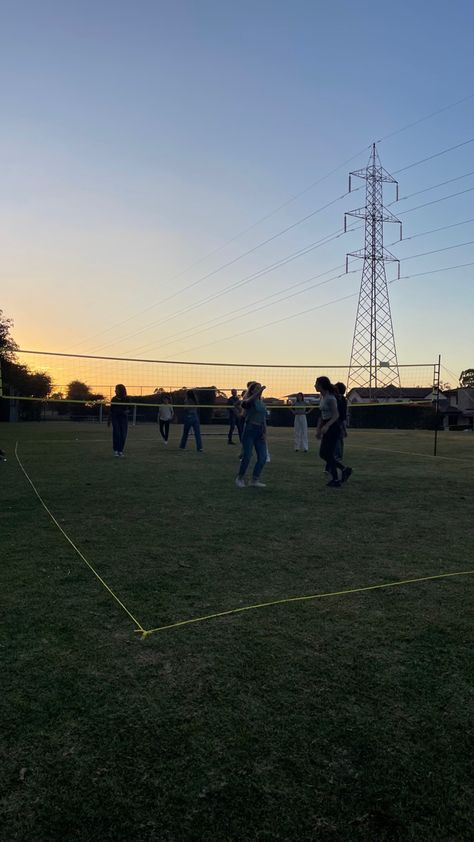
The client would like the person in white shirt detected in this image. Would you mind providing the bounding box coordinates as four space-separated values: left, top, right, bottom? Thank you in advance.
158 395 174 445
291 392 311 452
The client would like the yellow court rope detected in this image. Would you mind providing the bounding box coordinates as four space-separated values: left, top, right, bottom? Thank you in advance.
349 443 474 463
15 441 145 634
14 442 474 641
137 569 474 638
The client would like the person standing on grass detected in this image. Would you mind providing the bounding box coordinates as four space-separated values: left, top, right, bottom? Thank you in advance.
179 389 203 452
227 388 242 445
315 376 352 488
108 384 129 457
334 382 348 461
158 395 174 445
291 392 311 452
235 382 267 488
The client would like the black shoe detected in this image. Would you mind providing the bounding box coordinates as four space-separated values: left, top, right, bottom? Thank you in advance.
327 480 342 488
341 467 353 483
228 441 235 445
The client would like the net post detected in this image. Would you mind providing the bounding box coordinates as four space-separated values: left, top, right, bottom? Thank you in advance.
434 354 441 456
99 404 103 424
132 404 137 427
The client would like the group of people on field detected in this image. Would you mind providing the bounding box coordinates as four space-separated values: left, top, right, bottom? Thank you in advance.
107 375 352 488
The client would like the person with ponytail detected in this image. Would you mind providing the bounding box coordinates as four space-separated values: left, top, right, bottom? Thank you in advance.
315 376 352 487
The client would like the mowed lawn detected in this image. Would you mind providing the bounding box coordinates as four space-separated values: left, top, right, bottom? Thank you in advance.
1 422 473 842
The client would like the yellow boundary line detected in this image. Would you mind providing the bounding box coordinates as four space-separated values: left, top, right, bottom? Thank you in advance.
14 442 145 634
14 441 474 641
137 569 474 638
349 443 474 463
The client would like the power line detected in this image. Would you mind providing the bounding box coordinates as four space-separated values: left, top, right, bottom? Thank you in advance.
389 216 474 243
393 136 474 175
395 171 474 202
156 219 474 349
127 266 356 356
73 129 474 352
123 210 474 352
127 263 346 354
377 93 474 144
136 239 474 357
402 240 474 262
92 224 360 353
397 186 474 217
96 173 474 355
171 260 474 357
107 161 474 353
129 219 474 356
71 151 370 350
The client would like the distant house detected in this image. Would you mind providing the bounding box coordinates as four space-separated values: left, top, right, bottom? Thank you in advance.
346 385 473 430
442 388 474 429
347 386 439 404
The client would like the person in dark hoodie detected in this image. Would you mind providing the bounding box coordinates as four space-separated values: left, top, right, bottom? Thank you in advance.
108 384 129 457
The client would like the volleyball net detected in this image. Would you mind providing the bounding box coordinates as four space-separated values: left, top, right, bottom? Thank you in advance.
0 349 443 428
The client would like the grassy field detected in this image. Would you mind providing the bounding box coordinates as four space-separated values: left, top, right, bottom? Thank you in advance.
1 422 473 842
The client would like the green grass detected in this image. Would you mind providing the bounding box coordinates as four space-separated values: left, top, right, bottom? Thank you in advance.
1 422 473 842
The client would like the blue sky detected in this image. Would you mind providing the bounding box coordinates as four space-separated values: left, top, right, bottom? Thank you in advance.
1 0 473 382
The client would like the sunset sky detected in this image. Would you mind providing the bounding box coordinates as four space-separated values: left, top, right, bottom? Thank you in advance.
1 0 474 387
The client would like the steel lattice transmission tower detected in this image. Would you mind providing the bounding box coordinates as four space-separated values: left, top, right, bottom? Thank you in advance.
345 143 402 394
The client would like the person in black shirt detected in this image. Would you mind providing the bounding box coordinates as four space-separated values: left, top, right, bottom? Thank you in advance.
108 384 129 457
227 388 242 444
334 382 348 461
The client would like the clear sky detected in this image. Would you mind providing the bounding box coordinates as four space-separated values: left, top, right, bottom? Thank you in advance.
1 0 473 385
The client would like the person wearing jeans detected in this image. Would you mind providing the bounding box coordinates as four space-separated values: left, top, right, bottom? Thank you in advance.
235 382 267 488
179 390 203 452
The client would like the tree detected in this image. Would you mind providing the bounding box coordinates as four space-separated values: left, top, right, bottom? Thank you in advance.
66 380 104 402
0 310 18 360
459 369 474 388
2 359 52 398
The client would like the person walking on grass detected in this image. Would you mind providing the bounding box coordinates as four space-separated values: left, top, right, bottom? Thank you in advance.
315 376 352 488
179 389 203 452
108 384 129 457
235 382 267 488
227 388 242 445
334 382 348 461
158 395 174 445
292 392 311 452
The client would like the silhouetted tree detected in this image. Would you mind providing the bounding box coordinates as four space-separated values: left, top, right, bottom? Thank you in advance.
460 369 474 388
66 380 104 402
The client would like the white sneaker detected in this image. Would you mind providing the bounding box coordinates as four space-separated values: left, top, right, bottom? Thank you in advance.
235 476 246 488
119 452 125 457
114 451 120 457
250 479 266 488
